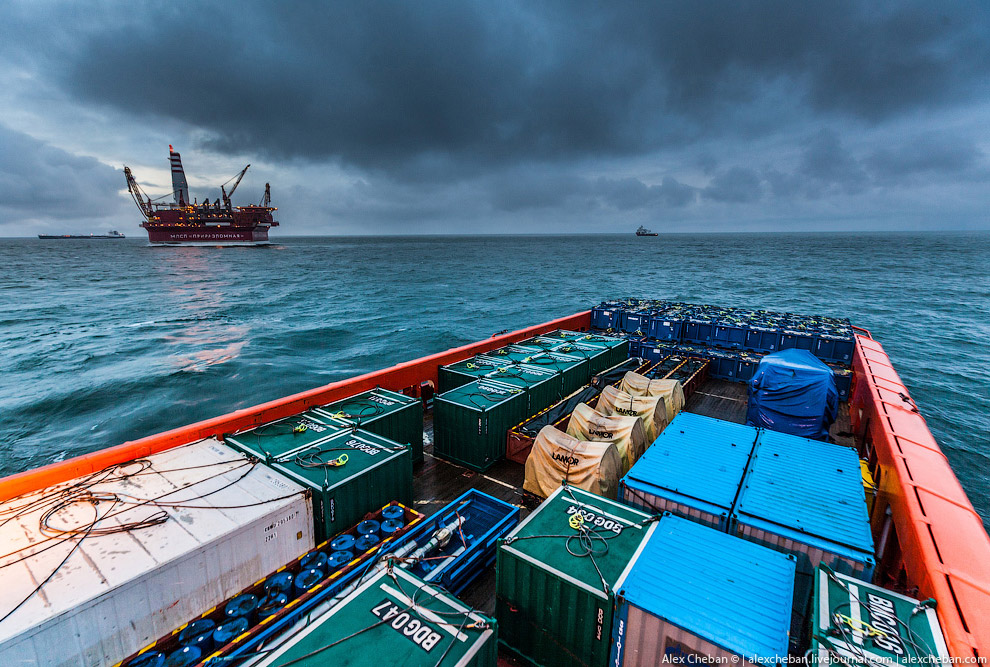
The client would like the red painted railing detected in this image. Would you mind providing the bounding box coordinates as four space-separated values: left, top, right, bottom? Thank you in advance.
0 311 591 502
850 335 990 659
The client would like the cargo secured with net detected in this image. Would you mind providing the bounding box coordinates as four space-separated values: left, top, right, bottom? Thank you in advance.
311 386 423 464
618 372 684 423
596 385 668 442
523 426 622 500
434 378 528 471
565 402 647 474
253 567 496 666
225 411 344 461
497 486 658 667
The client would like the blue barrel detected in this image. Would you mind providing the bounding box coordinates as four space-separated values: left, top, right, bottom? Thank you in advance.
294 567 326 595
330 534 356 552
381 504 405 521
381 518 404 535
357 519 380 536
256 591 289 620
163 646 202 667
300 550 329 571
223 593 258 620
177 619 215 653
213 616 250 647
127 651 166 667
355 533 380 552
328 550 354 569
263 571 294 596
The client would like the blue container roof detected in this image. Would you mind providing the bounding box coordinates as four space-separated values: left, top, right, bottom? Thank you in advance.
734 429 874 560
619 514 795 660
622 412 758 514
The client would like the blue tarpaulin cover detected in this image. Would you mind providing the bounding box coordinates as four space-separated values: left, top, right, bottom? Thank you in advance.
746 349 838 440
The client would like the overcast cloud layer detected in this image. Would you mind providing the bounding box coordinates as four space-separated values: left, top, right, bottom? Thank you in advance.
1 1 989 234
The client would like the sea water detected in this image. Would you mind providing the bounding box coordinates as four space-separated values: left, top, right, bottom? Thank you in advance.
1 232 987 527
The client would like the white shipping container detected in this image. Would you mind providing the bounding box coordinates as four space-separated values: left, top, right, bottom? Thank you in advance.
0 438 314 667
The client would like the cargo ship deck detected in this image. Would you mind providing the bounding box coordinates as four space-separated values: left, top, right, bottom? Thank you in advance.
1 308 987 665
422 379 854 616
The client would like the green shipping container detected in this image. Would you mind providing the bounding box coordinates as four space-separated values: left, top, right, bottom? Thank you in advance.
311 387 424 464
484 364 563 418
254 566 497 667
269 429 413 542
811 565 949 665
550 341 613 376
496 485 659 667
224 411 343 461
524 351 590 395
438 354 505 394
573 334 630 370
434 378 528 472
486 344 543 365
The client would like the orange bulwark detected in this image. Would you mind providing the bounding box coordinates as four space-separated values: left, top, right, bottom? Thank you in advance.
851 334 990 659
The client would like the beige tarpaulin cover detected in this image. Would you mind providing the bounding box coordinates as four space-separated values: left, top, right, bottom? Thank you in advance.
596 385 669 443
523 426 622 500
618 372 685 423
564 402 647 474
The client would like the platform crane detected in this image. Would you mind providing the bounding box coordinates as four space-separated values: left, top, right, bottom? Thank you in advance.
123 166 152 220
221 164 250 210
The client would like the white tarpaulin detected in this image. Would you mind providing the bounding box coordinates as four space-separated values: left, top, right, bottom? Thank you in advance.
596 385 669 442
564 402 647 474
523 426 622 500
618 372 685 423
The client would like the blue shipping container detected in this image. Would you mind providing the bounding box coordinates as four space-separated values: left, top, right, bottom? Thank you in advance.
647 315 683 342
591 306 619 330
612 514 795 666
619 311 650 334
733 428 875 648
712 322 747 349
814 333 855 364
681 318 714 344
620 412 758 531
743 326 781 353
779 329 817 352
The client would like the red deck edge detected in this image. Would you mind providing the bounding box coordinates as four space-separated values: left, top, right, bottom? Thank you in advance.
850 335 990 658
0 311 591 502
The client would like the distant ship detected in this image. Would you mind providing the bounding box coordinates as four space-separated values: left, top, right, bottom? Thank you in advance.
636 225 659 236
124 146 278 246
38 230 125 239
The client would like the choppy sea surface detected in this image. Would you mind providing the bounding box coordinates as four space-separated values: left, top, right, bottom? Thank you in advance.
1 233 987 527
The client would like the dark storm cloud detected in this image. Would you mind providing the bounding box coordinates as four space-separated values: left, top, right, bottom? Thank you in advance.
866 136 983 185
702 167 763 203
488 172 697 213
799 130 869 196
0 124 123 220
18 1 989 176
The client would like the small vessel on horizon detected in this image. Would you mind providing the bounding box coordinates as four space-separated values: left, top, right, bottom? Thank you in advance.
636 225 658 236
124 146 278 246
38 230 125 239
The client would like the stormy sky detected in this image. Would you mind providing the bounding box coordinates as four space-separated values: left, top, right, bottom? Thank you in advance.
1 1 989 235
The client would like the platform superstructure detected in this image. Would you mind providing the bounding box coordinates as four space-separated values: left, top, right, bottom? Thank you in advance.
124 147 278 245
